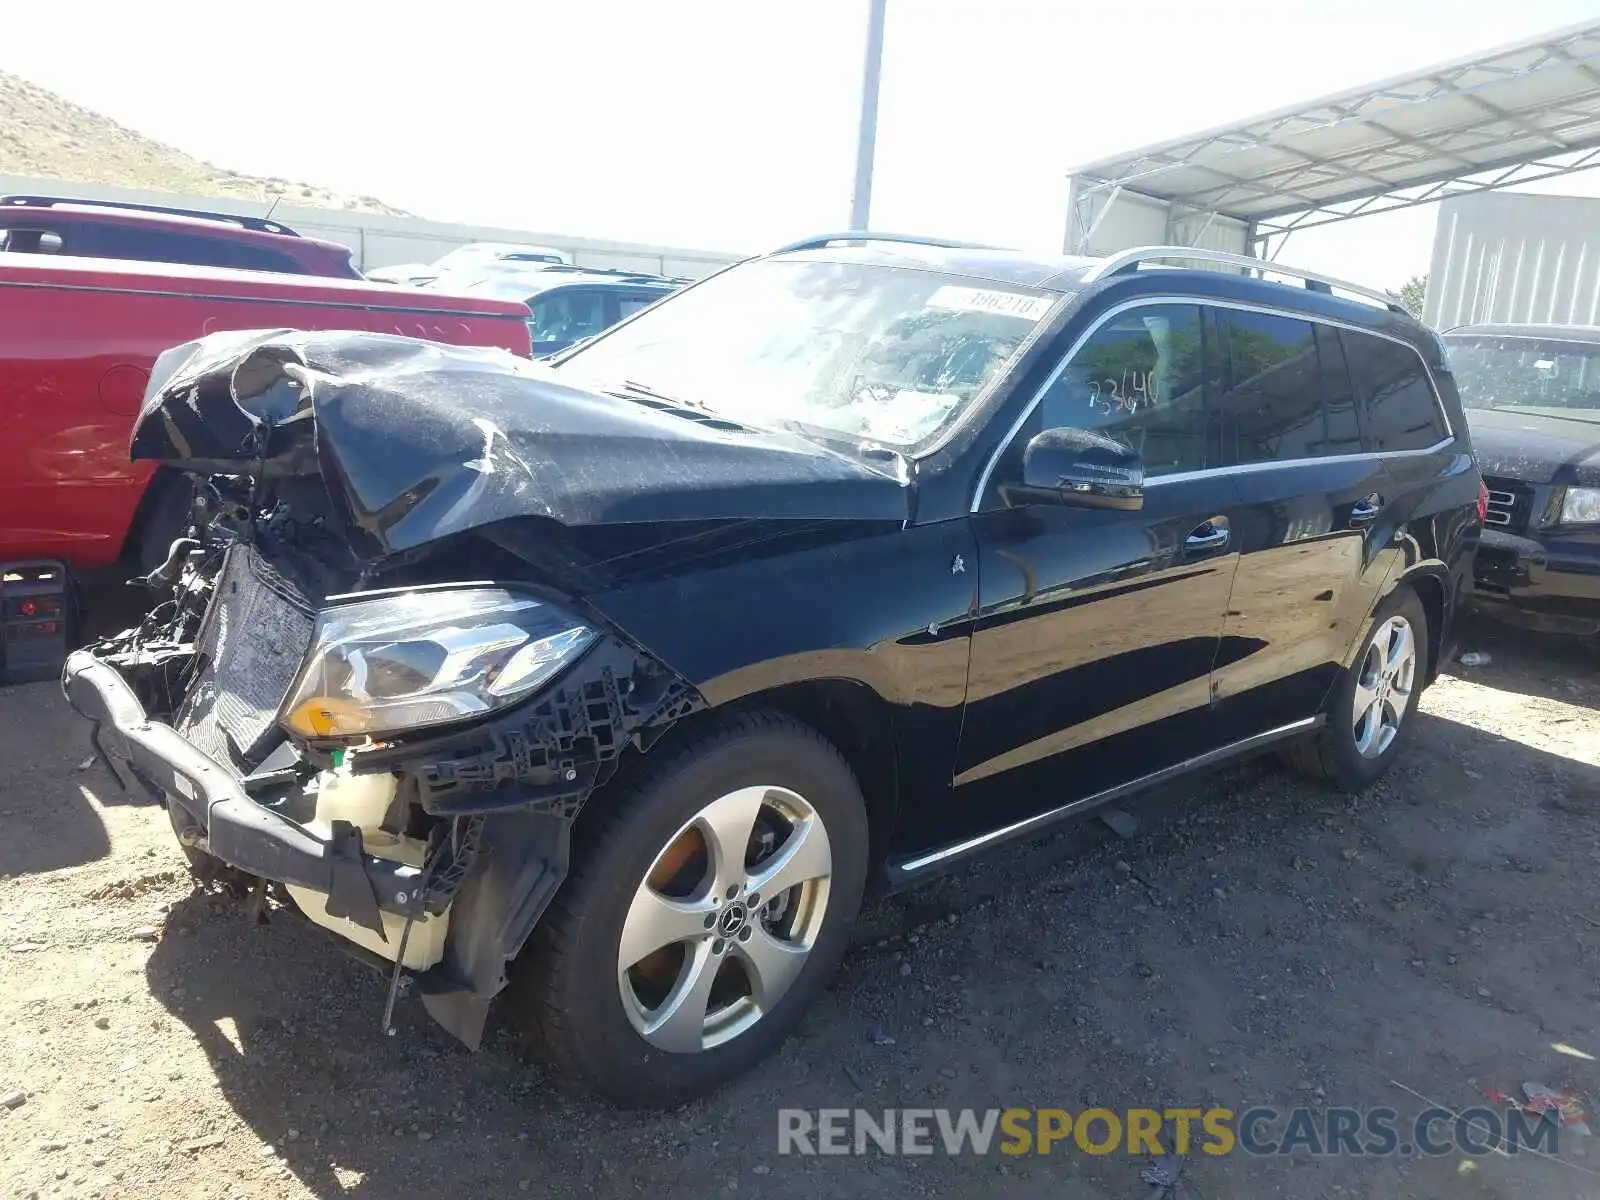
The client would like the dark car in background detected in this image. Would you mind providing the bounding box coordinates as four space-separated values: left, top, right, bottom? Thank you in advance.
456 264 687 355
1443 323 1600 636
0 194 362 278
63 236 1480 1108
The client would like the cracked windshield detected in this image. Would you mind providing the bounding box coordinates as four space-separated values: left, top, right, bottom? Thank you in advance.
560 258 1057 449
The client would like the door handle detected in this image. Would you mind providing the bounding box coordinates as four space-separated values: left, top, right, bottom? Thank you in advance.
1349 495 1384 525
1185 521 1230 552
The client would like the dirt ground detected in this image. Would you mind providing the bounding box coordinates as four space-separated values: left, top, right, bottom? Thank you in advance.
3 615 1598 1200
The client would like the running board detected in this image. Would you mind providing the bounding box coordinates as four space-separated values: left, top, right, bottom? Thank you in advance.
887 716 1322 881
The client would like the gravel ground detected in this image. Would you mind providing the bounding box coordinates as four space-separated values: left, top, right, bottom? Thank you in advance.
2 616 1598 1200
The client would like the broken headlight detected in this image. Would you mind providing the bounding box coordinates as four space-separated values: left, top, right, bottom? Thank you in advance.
280 588 596 740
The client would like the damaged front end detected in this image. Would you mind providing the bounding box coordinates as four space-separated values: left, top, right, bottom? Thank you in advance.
62 330 707 1048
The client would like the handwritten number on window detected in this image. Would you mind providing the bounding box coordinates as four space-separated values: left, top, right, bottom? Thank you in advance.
1088 369 1161 414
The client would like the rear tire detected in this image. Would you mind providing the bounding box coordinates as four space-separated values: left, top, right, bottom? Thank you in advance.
508 709 869 1109
1283 584 1429 790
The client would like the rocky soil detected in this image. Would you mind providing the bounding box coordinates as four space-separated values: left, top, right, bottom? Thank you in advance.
2 617 1597 1199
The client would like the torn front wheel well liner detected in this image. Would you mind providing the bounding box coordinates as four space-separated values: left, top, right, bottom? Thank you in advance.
344 639 703 1049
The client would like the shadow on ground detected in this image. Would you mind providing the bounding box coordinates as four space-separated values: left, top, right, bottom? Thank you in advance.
0 684 113 876
133 661 1600 1199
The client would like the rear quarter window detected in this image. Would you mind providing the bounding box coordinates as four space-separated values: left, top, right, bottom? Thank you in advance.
1343 331 1448 452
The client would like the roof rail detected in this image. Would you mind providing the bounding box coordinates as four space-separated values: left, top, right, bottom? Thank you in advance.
537 264 679 282
771 230 1006 255
0 194 300 237
1082 246 1406 314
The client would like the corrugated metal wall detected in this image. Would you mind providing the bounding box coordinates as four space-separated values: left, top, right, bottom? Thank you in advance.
1426 191 1600 330
1064 180 1252 258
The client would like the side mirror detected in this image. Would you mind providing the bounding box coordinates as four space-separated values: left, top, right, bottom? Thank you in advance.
1011 427 1144 510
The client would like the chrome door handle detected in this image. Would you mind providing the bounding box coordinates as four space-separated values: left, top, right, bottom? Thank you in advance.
1349 496 1384 524
1185 524 1230 551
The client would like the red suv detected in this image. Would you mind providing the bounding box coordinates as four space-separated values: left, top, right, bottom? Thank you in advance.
0 253 532 581
0 194 361 278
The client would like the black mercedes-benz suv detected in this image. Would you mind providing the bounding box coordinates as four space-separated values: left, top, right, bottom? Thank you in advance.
63 234 1483 1107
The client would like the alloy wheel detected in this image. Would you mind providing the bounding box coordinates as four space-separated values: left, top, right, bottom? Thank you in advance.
617 785 833 1053
1352 614 1417 759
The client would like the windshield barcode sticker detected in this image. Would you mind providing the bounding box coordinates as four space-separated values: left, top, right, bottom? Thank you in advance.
926 285 1054 322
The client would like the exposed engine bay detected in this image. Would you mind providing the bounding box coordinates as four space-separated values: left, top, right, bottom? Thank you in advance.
64 330 731 1048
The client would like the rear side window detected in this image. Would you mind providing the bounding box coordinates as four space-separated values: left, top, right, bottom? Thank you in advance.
617 292 665 319
1315 325 1364 455
1216 310 1326 464
1033 303 1214 476
1344 332 1447 451
77 225 303 273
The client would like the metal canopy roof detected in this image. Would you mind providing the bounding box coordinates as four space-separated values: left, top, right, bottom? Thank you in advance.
1068 19 1600 246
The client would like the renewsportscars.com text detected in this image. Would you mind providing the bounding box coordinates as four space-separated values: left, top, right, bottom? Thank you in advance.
777 1106 1562 1158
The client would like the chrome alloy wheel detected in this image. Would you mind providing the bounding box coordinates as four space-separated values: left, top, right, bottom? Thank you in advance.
617 786 833 1053
1352 615 1417 759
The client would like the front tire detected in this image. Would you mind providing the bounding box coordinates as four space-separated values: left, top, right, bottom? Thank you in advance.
510 710 869 1108
134 473 198 577
1284 584 1429 790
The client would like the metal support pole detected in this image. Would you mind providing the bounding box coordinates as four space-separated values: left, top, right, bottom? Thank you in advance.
849 0 888 230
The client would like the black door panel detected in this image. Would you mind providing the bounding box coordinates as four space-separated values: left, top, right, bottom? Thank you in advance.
1209 458 1397 737
932 476 1238 858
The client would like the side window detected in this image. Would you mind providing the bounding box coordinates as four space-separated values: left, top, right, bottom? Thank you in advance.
1345 333 1447 452
617 292 663 320
1032 304 1213 477
529 290 608 347
0 227 65 253
78 224 178 263
192 238 303 274
1315 325 1364 455
1216 310 1325 465
74 225 300 273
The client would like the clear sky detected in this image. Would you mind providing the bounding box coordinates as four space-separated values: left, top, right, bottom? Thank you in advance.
8 0 1600 288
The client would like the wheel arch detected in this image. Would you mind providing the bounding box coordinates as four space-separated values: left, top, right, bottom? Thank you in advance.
1385 563 1451 682
116 464 193 568
600 674 902 876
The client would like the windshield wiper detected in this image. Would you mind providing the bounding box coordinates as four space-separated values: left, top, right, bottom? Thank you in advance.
616 379 711 412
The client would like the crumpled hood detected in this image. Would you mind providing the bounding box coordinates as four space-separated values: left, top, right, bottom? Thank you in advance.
132 330 911 559
1466 406 1600 486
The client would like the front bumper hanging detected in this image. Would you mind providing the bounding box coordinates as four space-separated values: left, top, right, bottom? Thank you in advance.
61 649 424 931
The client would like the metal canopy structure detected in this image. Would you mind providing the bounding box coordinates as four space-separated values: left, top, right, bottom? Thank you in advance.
1066 19 1600 258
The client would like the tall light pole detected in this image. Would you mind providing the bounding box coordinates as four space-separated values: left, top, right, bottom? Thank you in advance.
849 0 888 230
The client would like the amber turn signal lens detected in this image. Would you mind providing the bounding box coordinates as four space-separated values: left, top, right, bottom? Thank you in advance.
284 696 375 738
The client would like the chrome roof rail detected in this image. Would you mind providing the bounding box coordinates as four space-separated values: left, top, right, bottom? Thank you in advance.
770 230 1007 255
1082 245 1406 314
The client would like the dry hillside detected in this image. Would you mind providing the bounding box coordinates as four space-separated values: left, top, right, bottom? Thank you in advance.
0 70 410 217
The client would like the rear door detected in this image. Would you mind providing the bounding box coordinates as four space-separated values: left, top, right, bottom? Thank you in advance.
924 302 1239 864
1207 308 1395 739
1346 328 1456 530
